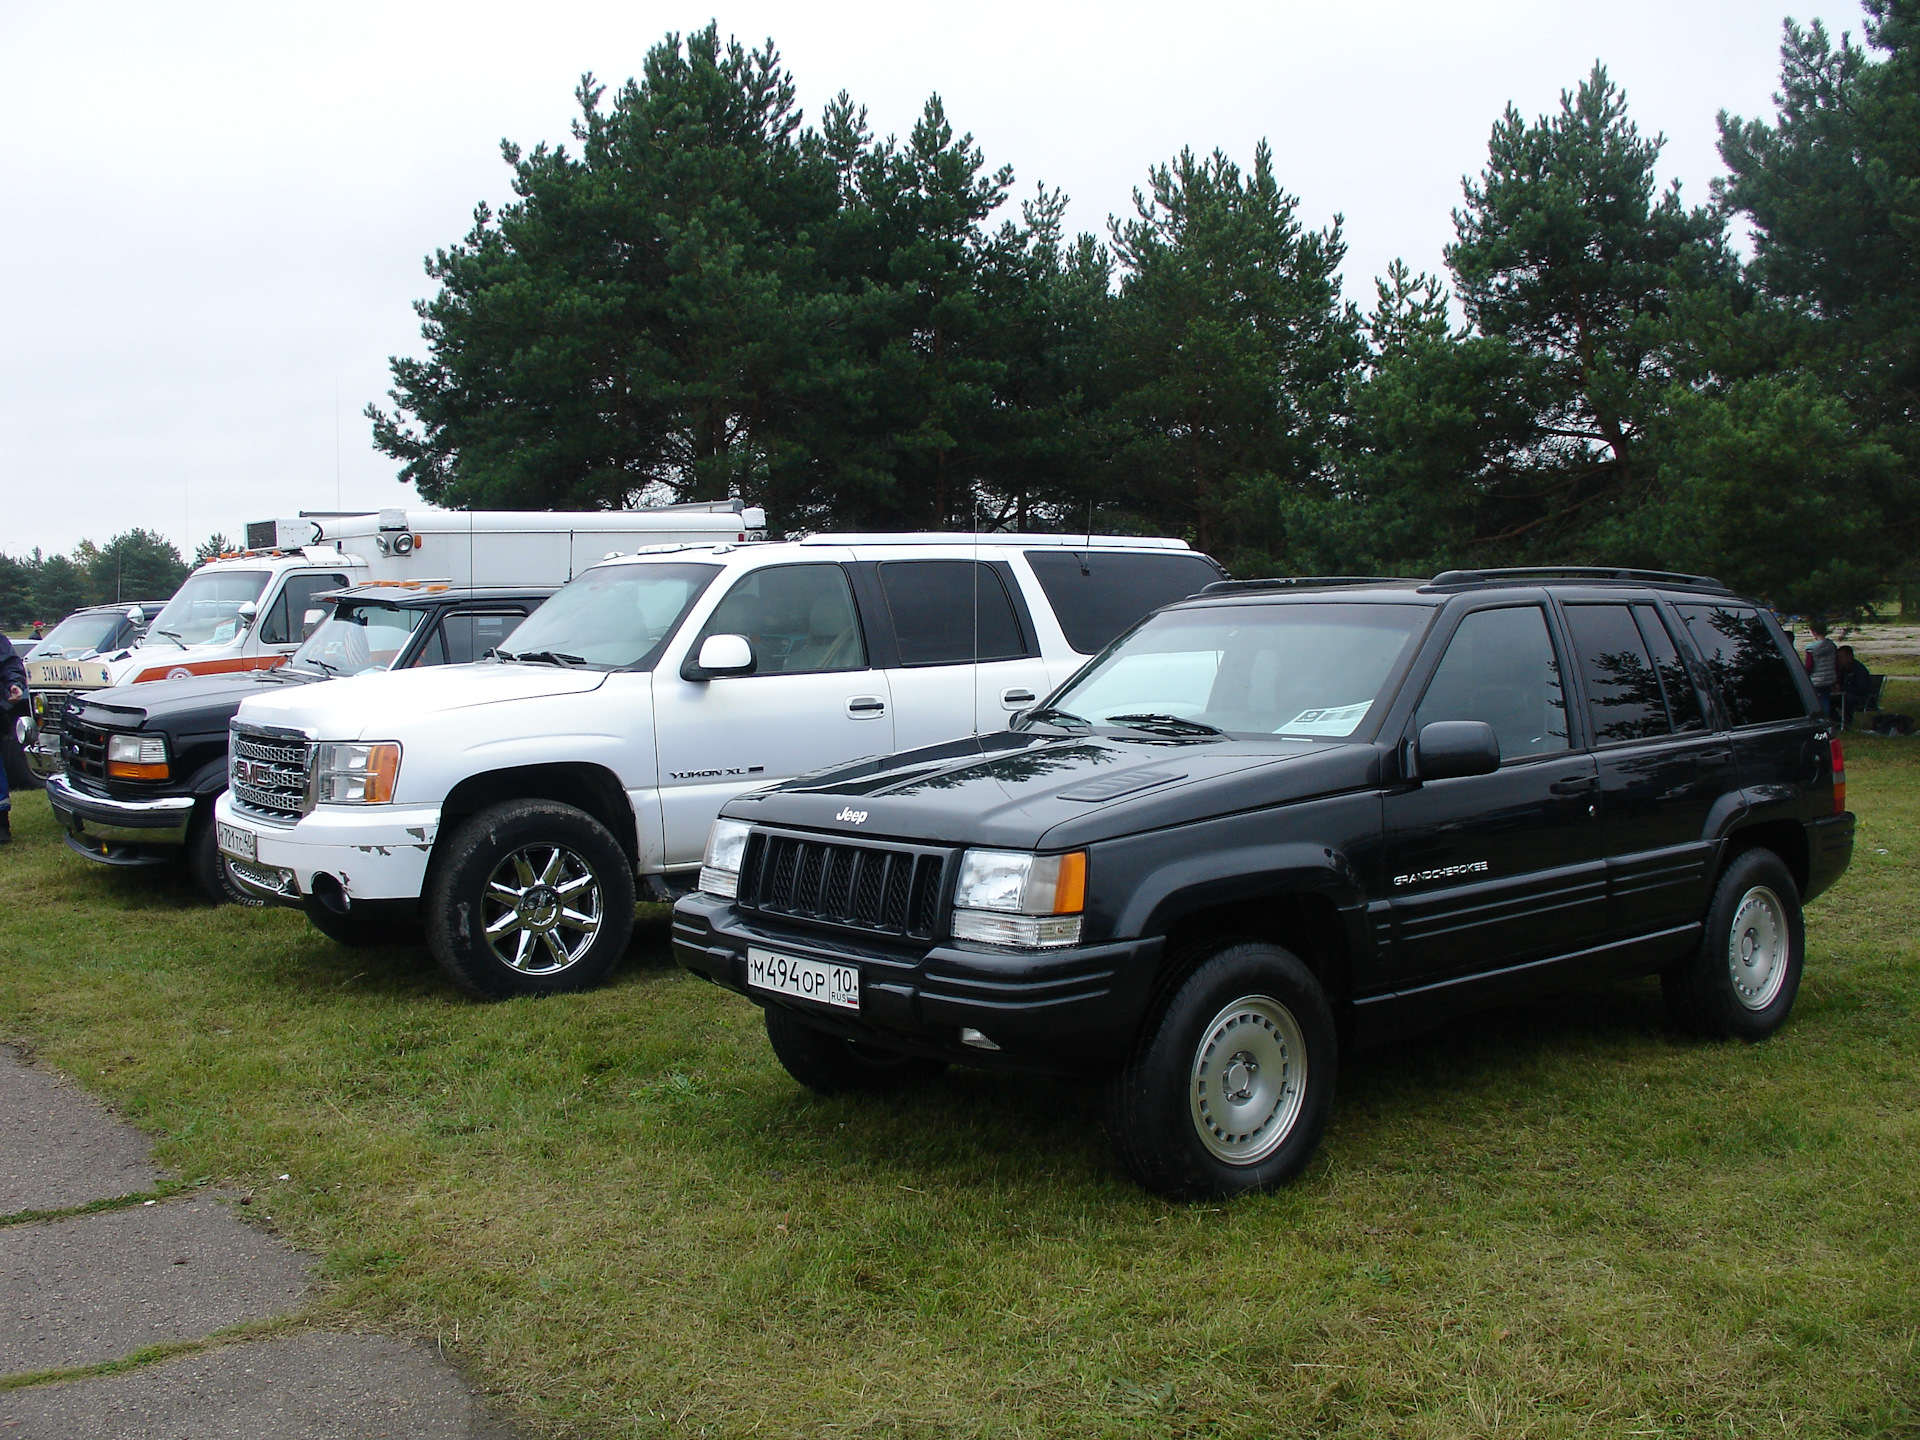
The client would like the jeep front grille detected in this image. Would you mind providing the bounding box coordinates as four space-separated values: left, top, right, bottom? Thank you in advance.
229 727 312 822
738 831 948 941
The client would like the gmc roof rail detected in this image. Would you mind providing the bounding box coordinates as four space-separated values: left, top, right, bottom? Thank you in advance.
1198 576 1411 594
1426 566 1731 591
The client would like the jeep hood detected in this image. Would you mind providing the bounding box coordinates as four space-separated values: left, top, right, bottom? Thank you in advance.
724 730 1382 850
233 661 607 738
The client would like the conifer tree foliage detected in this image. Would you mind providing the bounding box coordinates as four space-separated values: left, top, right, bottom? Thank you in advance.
1102 144 1359 574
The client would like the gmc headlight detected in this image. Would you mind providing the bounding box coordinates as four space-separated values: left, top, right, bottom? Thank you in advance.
312 742 401 804
107 732 170 780
951 849 1087 948
699 819 753 898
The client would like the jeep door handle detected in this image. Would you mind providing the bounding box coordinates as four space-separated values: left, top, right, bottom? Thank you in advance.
1549 776 1597 795
846 696 887 718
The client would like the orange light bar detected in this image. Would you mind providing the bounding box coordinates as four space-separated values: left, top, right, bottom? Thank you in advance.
1052 851 1088 914
107 761 170 781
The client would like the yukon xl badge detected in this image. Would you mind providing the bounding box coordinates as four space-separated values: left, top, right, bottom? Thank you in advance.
835 808 868 825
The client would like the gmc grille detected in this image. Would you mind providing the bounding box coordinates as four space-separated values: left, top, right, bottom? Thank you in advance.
738 831 948 941
229 727 312 822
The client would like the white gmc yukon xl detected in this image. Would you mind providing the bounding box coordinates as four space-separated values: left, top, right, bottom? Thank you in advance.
214 534 1223 998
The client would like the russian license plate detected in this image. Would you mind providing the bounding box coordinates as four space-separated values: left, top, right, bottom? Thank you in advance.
216 821 257 863
746 946 860 1011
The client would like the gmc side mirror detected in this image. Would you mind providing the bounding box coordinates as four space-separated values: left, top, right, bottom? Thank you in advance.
1415 720 1501 781
682 633 755 681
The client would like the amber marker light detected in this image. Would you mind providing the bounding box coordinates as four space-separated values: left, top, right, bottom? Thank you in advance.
1052 850 1088 914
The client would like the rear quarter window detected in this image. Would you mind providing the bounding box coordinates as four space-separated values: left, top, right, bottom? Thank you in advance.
1672 603 1809 727
1025 550 1226 654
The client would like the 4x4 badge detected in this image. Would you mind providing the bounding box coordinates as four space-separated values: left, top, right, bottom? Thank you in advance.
835 808 868 825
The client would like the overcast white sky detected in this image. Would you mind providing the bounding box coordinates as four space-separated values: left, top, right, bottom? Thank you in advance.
0 0 1869 560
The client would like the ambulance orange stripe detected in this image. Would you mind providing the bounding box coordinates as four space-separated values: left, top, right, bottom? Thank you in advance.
133 655 287 684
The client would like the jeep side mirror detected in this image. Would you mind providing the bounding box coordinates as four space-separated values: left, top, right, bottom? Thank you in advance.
683 633 755 681
1415 720 1501 781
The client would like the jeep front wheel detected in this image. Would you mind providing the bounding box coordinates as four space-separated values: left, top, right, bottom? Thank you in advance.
1104 941 1337 1198
1662 847 1804 1041
425 800 635 1000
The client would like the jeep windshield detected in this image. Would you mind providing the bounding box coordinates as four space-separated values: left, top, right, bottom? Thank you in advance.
142 570 270 648
1036 601 1429 739
493 562 721 670
288 600 425 677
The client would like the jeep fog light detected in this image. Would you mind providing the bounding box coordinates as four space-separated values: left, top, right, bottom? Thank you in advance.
699 819 753 898
106 732 169 780
312 742 401 804
951 849 1086 948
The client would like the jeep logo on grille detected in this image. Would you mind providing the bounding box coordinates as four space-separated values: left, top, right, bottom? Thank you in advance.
835 807 868 825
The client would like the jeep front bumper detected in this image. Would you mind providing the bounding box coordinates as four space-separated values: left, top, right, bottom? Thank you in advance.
671 890 1164 1073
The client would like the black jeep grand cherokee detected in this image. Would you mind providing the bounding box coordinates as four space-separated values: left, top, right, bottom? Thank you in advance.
673 569 1854 1197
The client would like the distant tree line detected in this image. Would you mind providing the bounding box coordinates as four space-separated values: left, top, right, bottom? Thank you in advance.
0 531 191 630
369 4 1911 616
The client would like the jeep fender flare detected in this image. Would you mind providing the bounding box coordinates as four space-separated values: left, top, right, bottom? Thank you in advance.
1117 841 1368 947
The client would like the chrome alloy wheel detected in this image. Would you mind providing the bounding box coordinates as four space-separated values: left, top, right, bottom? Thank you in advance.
1189 994 1308 1164
481 844 605 976
1727 884 1790 1011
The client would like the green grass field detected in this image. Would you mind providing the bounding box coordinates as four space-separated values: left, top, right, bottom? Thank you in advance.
1 742 1916 1438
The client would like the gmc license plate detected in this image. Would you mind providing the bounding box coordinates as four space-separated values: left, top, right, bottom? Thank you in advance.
745 947 860 1011
216 821 257 863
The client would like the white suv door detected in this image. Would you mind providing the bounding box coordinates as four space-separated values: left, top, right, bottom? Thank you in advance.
866 557 1056 751
651 558 894 868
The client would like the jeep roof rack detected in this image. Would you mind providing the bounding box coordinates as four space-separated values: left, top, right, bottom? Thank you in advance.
1426 566 1730 591
1198 576 1412 595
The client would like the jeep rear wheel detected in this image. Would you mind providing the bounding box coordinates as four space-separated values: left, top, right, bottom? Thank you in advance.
1662 847 1805 1041
1104 941 1337 1198
425 800 635 1000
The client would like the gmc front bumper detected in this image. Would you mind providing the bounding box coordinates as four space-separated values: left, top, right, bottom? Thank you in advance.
671 890 1164 1073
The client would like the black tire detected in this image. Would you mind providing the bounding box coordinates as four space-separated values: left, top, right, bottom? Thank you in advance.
1104 941 1337 1199
424 799 635 1000
186 805 267 907
763 1006 948 1094
1662 847 1805 1041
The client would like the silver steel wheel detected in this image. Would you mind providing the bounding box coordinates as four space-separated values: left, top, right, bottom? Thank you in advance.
1727 884 1790 1011
1188 994 1308 1165
480 844 604 976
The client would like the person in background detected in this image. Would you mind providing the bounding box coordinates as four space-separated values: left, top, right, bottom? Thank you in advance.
0 631 23 842
1836 645 1876 728
1804 618 1839 719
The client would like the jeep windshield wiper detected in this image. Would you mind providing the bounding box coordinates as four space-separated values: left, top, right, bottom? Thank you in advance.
500 649 586 668
1019 705 1092 731
1103 713 1224 736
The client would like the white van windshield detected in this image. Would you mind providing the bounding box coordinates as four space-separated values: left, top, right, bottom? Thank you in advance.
495 562 721 669
290 601 424 677
1044 602 1429 739
33 611 125 658
144 570 270 648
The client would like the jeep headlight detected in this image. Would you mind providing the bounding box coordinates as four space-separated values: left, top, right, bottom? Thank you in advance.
312 742 401 804
698 819 753 898
106 732 169 780
951 849 1086 948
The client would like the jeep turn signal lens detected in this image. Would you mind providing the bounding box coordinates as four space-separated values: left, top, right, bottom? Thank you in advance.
1832 737 1846 815
951 849 1087 948
1051 850 1087 914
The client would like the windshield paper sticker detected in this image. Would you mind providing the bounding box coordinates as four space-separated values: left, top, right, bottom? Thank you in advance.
1278 701 1373 736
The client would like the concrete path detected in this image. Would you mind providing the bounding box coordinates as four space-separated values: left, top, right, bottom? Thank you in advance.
0 1046 520 1439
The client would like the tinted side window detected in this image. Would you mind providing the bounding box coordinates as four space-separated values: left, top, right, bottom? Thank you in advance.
1415 606 1570 760
1634 604 1706 732
1025 550 1226 654
878 561 1026 666
1565 603 1668 744
418 611 528 667
1673 604 1806 727
260 573 350 645
699 565 867 675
